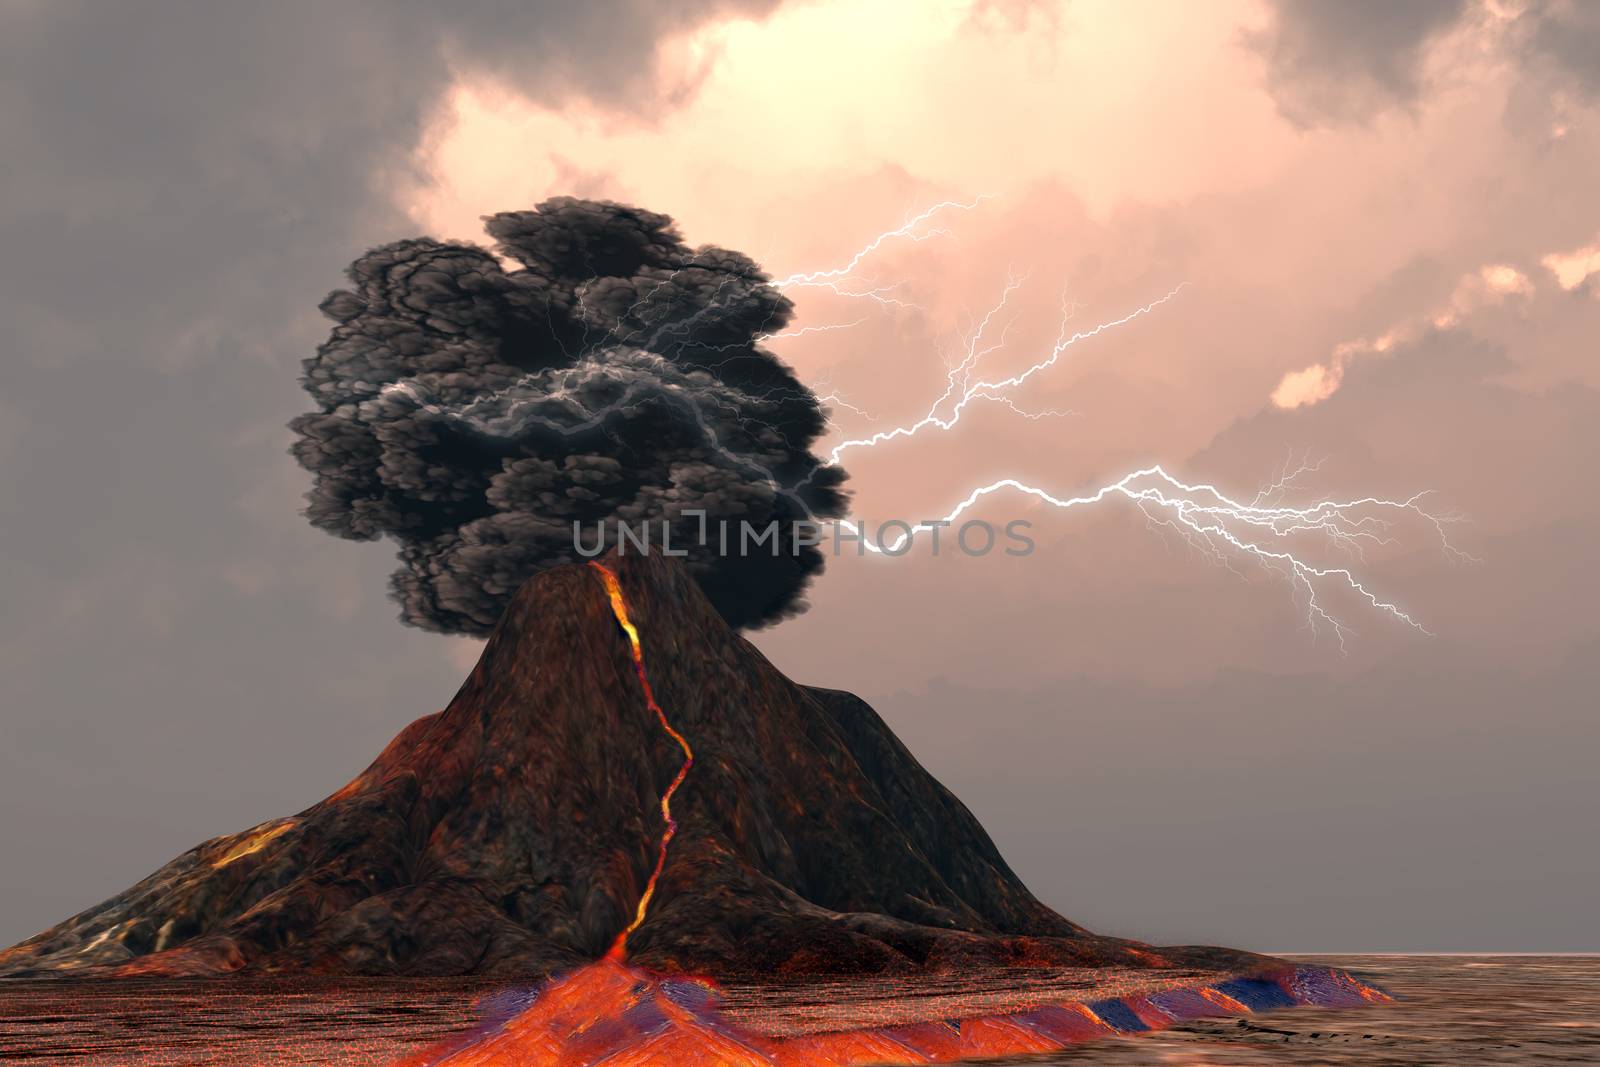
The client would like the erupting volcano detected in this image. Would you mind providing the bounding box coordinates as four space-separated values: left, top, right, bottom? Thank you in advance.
3 550 1265 981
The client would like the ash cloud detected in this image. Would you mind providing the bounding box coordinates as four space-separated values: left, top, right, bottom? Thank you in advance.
291 199 847 635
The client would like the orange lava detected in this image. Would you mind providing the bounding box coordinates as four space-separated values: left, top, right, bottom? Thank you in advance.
398 958 1391 1066
209 819 295 868
588 561 695 962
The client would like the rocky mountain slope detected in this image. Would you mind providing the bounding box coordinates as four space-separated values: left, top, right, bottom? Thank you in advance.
0 552 1261 979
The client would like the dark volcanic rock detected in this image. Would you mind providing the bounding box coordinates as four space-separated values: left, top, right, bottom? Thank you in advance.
0 553 1265 979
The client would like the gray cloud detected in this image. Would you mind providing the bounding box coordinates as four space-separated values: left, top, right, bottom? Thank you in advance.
2 1 778 379
1517 0 1600 98
1248 0 1470 127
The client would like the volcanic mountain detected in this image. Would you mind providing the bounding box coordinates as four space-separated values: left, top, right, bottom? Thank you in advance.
0 552 1263 980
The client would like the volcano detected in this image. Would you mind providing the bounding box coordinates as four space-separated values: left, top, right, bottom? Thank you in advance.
0 552 1263 981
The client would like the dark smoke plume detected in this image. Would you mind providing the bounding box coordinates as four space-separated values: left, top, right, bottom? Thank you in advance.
290 199 847 635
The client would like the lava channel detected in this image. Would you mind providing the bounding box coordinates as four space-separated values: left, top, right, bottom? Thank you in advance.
588 560 695 963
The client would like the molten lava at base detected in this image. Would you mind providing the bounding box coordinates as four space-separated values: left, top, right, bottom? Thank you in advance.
396 959 1389 1066
391 567 1389 1066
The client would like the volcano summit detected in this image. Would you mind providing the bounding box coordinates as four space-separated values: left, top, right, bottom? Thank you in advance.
0 551 1262 981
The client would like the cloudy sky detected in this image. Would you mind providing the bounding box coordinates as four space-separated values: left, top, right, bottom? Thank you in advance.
3 0 1597 953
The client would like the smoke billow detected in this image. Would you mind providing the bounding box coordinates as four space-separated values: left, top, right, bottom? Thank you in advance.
290 198 847 635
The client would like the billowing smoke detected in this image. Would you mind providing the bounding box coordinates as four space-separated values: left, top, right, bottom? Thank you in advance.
290 199 847 635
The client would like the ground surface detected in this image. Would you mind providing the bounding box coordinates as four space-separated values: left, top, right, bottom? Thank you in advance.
0 955 1595 1064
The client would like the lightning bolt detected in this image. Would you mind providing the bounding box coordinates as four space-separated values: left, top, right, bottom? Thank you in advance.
590 561 694 962
823 280 1185 466
765 201 1467 648
766 319 869 342
834 468 1467 652
770 196 990 310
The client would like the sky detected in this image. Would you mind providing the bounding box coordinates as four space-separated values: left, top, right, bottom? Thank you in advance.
2 0 1597 953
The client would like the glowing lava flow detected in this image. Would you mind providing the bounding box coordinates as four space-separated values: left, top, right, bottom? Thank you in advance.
589 561 695 962
399 961 1390 1065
